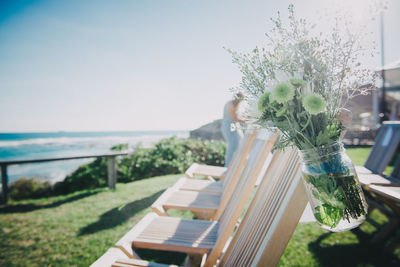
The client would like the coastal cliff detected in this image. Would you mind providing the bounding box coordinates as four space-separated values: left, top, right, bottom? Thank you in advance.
190 119 223 140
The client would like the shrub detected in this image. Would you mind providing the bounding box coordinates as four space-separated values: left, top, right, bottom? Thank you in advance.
117 137 226 181
53 157 108 195
9 177 52 200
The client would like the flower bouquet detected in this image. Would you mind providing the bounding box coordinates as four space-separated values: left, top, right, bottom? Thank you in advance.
229 5 375 231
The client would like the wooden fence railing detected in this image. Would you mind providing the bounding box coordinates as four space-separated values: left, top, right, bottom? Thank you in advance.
0 152 129 204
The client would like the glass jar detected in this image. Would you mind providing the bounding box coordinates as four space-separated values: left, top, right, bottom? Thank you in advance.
299 142 368 232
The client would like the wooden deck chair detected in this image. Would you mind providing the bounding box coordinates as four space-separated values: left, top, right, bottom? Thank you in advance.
357 125 400 186
151 131 277 220
363 183 400 251
356 122 400 177
111 136 283 265
94 147 305 267
176 130 258 194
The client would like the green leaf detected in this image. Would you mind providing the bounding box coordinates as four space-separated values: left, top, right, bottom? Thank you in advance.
276 105 288 117
314 204 343 228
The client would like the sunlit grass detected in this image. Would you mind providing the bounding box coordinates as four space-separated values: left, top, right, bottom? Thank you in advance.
1 147 399 266
0 174 187 266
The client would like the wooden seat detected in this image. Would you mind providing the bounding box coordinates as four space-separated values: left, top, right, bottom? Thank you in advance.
151 131 277 219
184 163 227 181
159 190 221 213
173 177 223 194
93 147 306 267
129 214 218 254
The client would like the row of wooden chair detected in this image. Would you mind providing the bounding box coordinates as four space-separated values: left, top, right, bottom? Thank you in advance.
91 130 309 266
92 121 400 265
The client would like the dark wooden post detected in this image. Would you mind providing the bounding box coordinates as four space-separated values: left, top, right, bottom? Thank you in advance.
1 164 8 204
107 156 116 190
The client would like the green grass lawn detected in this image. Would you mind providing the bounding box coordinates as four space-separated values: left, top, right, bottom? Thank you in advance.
1 147 399 266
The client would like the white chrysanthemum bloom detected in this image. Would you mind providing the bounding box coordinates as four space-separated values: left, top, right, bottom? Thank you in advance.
270 82 295 104
302 93 327 115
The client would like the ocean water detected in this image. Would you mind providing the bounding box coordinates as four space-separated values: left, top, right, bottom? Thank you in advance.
0 131 188 183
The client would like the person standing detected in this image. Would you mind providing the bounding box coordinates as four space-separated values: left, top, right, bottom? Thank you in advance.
221 92 245 166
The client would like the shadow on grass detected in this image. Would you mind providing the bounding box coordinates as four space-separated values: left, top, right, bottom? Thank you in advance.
0 190 102 214
78 190 164 236
136 248 188 266
308 228 400 267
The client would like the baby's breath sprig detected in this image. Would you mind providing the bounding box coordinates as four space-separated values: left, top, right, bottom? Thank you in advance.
228 4 377 150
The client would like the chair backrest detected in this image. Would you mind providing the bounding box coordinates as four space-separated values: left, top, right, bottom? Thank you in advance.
364 122 400 174
184 130 257 180
217 147 308 267
220 130 258 191
215 130 278 220
204 130 278 266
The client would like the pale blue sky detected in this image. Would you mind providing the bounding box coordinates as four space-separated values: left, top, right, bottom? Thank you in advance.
0 0 399 132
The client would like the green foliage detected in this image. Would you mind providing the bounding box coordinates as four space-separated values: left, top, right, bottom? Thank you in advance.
53 157 108 195
9 178 52 200
314 204 343 228
117 137 226 181
304 153 367 229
